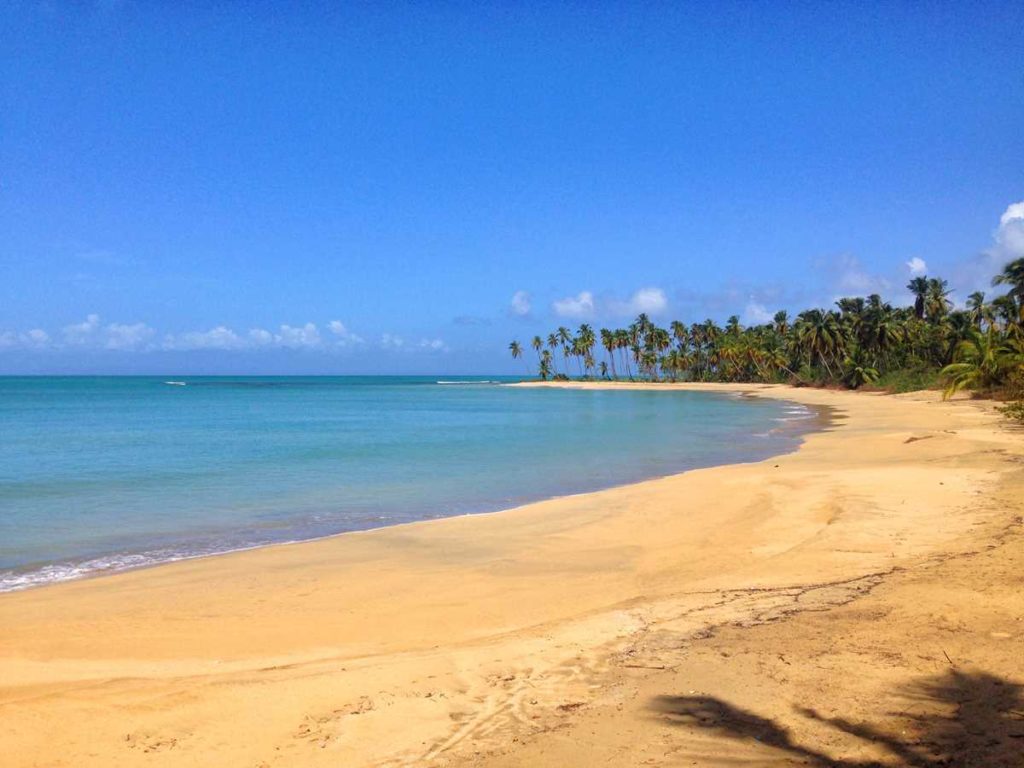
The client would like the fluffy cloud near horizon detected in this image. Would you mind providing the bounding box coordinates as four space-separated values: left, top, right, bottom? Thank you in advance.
949 200 1024 296
552 287 667 320
0 330 47 349
998 202 1024 256
1 315 378 354
611 287 668 316
327 320 364 344
274 323 322 349
163 323 326 352
162 326 246 351
63 313 102 344
105 322 155 351
165 322 365 351
60 314 154 351
552 290 596 319
21 329 50 348
419 338 448 351
830 254 893 296
741 300 774 325
379 333 448 352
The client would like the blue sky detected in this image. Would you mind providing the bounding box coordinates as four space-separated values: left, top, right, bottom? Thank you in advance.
1 1 1022 374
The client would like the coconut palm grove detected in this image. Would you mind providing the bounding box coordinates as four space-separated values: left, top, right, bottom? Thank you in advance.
510 257 1024 420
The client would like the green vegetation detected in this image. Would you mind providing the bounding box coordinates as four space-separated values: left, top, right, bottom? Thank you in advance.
870 366 941 394
999 401 1024 425
510 258 1024 418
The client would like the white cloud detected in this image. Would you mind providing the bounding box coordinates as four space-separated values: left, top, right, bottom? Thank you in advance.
328 320 364 345
378 334 448 352
833 254 891 295
553 291 596 319
164 326 245 351
553 287 668 320
248 328 275 346
742 300 773 325
951 200 1024 296
906 257 928 276
611 287 668 316
995 201 1024 261
510 290 531 317
60 314 154 351
275 323 322 349
22 329 50 348
418 338 448 352
104 322 155 351
161 322 362 352
0 315 413 356
380 333 404 349
63 313 101 345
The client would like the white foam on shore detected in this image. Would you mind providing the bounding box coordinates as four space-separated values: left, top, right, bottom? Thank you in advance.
0 553 176 592
0 542 296 593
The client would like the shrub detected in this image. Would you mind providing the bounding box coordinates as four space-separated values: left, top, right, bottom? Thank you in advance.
871 367 941 394
998 401 1024 424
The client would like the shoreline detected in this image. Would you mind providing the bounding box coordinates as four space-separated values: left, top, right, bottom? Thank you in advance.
0 384 825 595
1 383 1020 766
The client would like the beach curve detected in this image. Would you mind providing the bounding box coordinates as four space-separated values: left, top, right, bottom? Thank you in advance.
0 383 1020 767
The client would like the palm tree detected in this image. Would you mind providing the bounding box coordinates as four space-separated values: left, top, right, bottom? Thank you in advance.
600 328 618 380
577 324 596 377
670 320 688 348
841 350 880 389
641 349 659 381
794 309 843 377
522 260 1022 398
860 302 903 368
836 297 866 317
509 340 528 377
546 333 560 376
992 257 1024 316
907 276 930 320
557 326 573 377
925 278 952 322
990 295 1017 327
615 329 634 379
941 328 1023 398
538 349 552 381
967 292 988 329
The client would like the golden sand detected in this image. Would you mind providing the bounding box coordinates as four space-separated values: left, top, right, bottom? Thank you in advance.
1 383 1021 766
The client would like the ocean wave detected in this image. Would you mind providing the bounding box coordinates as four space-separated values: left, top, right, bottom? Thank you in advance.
0 543 283 593
0 553 176 592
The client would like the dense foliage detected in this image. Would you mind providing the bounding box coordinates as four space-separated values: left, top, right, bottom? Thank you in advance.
510 259 1024 408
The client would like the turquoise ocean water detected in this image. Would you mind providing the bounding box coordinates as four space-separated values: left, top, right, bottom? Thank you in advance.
0 377 819 591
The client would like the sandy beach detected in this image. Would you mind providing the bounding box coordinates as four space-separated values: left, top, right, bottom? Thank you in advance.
1 382 1021 767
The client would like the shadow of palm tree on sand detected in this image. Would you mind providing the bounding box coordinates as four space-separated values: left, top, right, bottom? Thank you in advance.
650 669 1024 767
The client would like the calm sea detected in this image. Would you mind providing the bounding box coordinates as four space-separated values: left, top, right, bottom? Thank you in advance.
0 377 819 591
